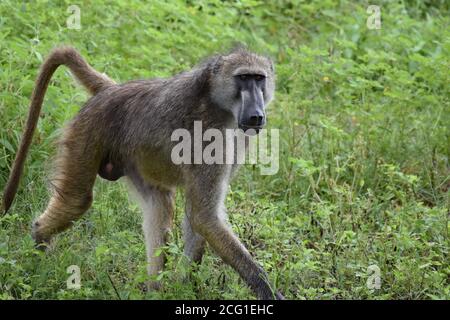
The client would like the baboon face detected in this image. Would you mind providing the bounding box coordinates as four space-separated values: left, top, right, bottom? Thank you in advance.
209 50 275 133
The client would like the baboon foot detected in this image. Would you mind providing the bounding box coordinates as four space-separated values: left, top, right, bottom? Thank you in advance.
31 220 53 251
275 291 285 300
146 280 162 291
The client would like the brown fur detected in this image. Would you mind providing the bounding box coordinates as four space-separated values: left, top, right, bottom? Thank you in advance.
2 47 282 299
2 47 114 213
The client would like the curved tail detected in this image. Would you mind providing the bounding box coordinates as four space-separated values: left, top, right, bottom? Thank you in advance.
2 47 115 213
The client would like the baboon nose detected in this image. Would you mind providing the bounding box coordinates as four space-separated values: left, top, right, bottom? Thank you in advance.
248 115 264 127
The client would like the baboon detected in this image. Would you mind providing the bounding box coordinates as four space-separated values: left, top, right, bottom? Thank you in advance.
2 47 283 299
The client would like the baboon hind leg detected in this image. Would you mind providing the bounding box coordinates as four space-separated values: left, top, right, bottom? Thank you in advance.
32 127 100 247
183 202 206 264
128 174 174 290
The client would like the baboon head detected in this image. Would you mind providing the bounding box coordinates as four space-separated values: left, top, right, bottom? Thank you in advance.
209 49 275 133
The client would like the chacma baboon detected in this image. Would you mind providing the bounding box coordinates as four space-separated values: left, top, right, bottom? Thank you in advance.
2 47 283 299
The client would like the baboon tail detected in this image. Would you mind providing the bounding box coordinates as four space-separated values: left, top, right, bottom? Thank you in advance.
51 46 116 95
1 47 115 213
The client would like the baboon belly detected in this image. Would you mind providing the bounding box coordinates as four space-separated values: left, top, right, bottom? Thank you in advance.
136 151 182 188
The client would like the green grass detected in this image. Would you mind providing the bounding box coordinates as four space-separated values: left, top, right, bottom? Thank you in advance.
0 0 449 299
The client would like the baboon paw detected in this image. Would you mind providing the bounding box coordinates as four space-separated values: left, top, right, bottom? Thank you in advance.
31 221 52 251
258 290 285 300
275 291 285 300
146 280 162 291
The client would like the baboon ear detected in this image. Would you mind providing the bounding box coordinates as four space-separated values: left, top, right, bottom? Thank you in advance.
265 56 275 73
209 55 223 74
269 59 275 72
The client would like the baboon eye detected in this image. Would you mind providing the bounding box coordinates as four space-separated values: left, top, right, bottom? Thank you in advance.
239 74 248 81
254 75 265 81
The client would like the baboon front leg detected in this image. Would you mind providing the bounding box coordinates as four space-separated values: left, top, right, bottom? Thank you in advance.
32 128 100 247
185 170 282 300
129 177 174 290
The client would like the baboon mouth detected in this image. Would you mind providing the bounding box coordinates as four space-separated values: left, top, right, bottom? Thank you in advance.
239 125 263 135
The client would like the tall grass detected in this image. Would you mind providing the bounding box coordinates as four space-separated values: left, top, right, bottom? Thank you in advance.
0 0 448 299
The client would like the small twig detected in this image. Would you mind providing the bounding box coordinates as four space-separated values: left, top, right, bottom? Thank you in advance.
106 271 122 300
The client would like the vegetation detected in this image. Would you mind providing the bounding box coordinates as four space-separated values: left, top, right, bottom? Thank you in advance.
0 0 448 299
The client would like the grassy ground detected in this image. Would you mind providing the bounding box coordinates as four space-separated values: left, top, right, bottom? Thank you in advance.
0 0 449 299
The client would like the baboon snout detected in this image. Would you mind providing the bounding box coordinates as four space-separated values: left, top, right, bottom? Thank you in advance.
238 82 266 133
239 108 266 134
